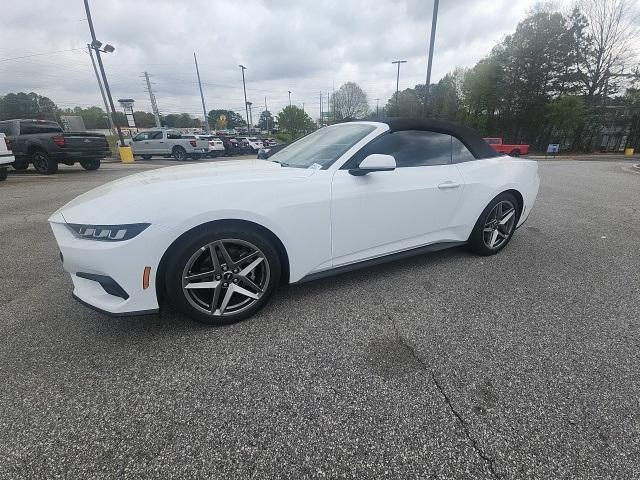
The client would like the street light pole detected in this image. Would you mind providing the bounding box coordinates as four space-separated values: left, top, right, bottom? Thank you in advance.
83 0 125 147
87 44 114 132
239 64 250 134
391 60 407 114
288 90 292 107
194 52 210 133
422 0 440 117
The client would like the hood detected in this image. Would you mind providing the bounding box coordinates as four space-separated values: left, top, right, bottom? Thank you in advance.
51 159 314 225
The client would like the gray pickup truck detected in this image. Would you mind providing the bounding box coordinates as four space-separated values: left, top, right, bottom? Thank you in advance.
127 129 209 160
0 119 110 174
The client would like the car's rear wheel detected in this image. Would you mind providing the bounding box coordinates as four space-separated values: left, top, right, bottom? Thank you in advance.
31 149 58 174
172 146 187 161
165 227 281 325
468 193 519 255
12 158 29 171
0 168 7 181
80 158 100 170
510 149 521 157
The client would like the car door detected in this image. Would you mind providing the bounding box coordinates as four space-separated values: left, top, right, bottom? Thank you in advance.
131 132 150 154
330 130 465 267
145 131 166 154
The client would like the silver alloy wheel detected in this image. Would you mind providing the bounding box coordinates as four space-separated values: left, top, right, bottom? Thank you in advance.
181 239 270 316
32 151 48 171
483 200 517 249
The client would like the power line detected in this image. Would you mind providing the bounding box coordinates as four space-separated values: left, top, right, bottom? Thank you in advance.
0 47 85 62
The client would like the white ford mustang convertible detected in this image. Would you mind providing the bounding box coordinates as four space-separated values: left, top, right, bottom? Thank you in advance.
49 119 539 325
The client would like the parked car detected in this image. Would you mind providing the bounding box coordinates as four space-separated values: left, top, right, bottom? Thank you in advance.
483 137 530 157
239 137 264 153
257 143 288 159
220 136 244 156
49 118 540 326
0 119 109 174
0 133 15 182
196 135 225 157
127 130 209 160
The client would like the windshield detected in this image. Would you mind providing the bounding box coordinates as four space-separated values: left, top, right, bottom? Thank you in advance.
268 124 376 169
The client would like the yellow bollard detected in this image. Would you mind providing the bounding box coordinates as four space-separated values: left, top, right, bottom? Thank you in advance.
118 146 135 163
624 148 634 157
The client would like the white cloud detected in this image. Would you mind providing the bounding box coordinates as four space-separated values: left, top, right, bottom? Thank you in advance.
0 0 546 120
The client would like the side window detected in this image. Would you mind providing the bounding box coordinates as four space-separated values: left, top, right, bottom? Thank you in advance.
134 132 149 141
452 138 476 163
149 131 164 140
348 130 452 168
167 132 181 140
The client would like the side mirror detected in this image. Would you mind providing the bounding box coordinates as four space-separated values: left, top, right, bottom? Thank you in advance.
349 154 396 176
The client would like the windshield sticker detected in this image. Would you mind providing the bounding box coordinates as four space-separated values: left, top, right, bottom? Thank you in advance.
308 163 322 170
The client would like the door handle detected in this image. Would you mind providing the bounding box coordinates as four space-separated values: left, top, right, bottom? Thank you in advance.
438 181 461 189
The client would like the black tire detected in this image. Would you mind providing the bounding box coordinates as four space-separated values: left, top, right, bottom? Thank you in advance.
172 146 187 161
0 168 7 181
467 192 520 256
190 153 203 160
165 226 281 325
12 158 29 171
510 149 521 157
80 158 101 171
141 155 153 160
31 149 58 174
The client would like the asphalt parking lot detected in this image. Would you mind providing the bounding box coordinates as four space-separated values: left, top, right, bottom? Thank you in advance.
1 157 639 479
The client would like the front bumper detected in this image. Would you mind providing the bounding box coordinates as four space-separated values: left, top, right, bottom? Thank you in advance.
49 215 170 316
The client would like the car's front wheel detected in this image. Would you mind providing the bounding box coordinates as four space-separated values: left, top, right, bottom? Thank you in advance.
0 168 7 181
31 149 58 174
165 226 281 325
468 193 519 255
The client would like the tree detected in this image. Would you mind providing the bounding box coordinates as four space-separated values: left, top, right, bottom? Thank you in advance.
545 96 588 143
331 82 369 120
384 88 422 118
133 111 157 128
276 105 315 139
258 110 274 131
0 92 58 121
207 109 246 129
574 0 639 100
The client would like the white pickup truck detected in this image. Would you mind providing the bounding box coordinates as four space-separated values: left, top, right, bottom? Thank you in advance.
127 129 209 160
0 133 15 181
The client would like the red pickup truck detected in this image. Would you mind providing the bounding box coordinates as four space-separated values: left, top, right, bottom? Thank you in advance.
483 138 530 157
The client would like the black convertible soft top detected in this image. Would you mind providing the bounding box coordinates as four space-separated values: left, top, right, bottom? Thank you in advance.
372 117 500 160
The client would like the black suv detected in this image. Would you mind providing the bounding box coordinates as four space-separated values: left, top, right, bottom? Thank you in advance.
0 119 111 174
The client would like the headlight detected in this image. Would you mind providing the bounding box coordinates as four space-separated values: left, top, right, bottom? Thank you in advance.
66 223 150 241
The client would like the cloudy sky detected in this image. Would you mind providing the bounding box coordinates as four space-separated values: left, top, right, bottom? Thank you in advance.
0 0 546 121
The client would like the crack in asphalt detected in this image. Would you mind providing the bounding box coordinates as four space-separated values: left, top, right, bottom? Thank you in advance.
389 320 502 479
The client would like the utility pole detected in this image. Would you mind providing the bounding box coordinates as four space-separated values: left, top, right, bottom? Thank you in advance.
422 0 439 117
264 96 270 135
327 92 330 124
247 101 253 133
375 98 380 118
239 65 249 134
193 52 210 132
143 71 161 127
83 0 125 146
391 60 407 114
288 90 292 107
87 44 114 132
319 91 322 126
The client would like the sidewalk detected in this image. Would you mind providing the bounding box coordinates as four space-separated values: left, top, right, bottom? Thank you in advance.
530 153 638 161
